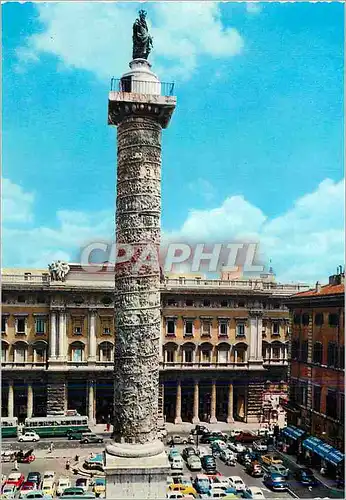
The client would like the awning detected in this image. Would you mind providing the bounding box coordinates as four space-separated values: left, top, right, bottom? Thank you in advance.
325 449 344 466
303 437 345 464
281 426 305 440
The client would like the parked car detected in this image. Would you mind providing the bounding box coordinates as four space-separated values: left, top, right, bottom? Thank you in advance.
61 487 85 497
168 484 197 497
263 473 288 491
242 486 266 499
168 435 190 446
252 441 267 452
6 472 25 490
16 449 35 464
229 429 243 438
219 450 236 466
166 493 184 499
171 456 184 472
75 478 90 493
228 442 245 453
261 455 283 466
93 478 106 497
84 454 104 473
1 484 17 499
234 432 258 444
209 477 229 490
197 447 210 458
168 448 180 462
269 464 289 478
19 482 37 499
18 432 40 443
245 461 263 478
80 433 103 444
66 430 91 441
182 447 196 461
41 480 56 498
193 425 210 436
211 441 228 456
237 451 255 466
1 451 15 463
193 475 211 495
294 468 318 486
227 476 246 492
257 428 274 438
187 454 202 471
26 473 41 489
24 492 52 500
56 477 71 496
201 455 217 474
42 473 55 482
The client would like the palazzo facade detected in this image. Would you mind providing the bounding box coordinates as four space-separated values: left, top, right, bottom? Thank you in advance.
1 264 309 425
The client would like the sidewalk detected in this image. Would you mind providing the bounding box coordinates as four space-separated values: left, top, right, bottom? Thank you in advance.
276 448 344 493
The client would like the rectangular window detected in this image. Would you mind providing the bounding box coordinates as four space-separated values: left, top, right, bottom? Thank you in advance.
185 299 193 307
313 386 321 412
15 348 26 363
101 346 112 362
166 320 175 336
166 350 174 363
291 340 299 359
219 322 228 336
184 320 193 337
315 313 324 326
272 347 280 359
328 313 339 327
16 318 26 334
326 391 337 419
74 326 82 335
218 350 227 363
203 299 211 307
339 346 345 369
220 300 228 307
103 327 111 335
293 313 301 325
201 321 211 336
72 348 82 362
300 340 308 362
35 318 46 334
272 322 279 335
339 394 344 422
327 342 337 367
1 316 7 334
313 342 323 364
184 350 193 363
236 323 245 337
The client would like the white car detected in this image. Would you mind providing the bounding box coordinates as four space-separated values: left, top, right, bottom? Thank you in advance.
269 464 289 478
257 428 274 438
207 489 228 499
228 476 246 492
210 476 230 489
18 432 40 442
187 454 202 471
253 441 268 452
42 472 55 482
56 477 71 496
243 486 266 499
2 484 16 499
197 446 209 457
166 493 184 499
228 442 245 453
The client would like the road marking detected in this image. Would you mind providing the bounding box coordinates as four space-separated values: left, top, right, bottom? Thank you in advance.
287 487 299 498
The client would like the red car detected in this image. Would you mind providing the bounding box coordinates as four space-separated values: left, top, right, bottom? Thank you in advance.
6 472 25 489
20 481 36 495
234 432 259 443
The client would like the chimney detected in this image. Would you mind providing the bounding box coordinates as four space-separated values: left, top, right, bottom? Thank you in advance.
315 281 321 293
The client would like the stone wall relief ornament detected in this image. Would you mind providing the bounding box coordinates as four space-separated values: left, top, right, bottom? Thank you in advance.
48 260 70 281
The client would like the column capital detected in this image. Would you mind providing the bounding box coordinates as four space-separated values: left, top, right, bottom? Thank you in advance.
89 308 98 315
249 309 264 318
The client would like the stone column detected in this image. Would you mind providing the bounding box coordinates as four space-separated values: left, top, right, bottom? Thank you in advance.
58 311 66 360
174 379 182 424
210 380 217 423
192 379 200 424
46 375 65 416
88 380 95 424
8 380 14 418
50 311 57 359
249 310 263 364
227 383 234 423
88 310 97 361
27 383 33 418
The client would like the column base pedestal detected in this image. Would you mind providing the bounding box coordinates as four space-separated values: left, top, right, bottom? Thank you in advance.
174 417 182 424
209 416 217 424
192 416 200 424
227 417 234 423
104 441 169 499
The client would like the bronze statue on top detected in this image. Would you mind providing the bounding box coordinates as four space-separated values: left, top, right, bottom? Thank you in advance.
132 10 153 60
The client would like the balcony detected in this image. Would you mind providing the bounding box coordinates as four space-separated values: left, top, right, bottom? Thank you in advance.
2 274 50 284
263 358 288 366
160 361 251 371
110 78 175 97
2 362 46 371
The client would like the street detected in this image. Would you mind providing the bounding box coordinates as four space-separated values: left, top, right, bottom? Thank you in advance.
2 434 344 499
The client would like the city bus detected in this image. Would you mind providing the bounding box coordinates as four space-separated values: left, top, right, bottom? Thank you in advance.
24 416 89 437
1 417 18 438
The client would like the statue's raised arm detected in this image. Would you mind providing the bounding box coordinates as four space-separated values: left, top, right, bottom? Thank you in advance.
132 10 153 60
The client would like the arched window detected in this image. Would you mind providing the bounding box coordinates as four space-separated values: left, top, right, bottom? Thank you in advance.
1 340 9 362
99 342 113 362
70 341 85 362
312 342 323 364
233 343 247 363
302 313 310 326
32 340 47 363
216 343 230 364
163 342 177 363
13 341 28 362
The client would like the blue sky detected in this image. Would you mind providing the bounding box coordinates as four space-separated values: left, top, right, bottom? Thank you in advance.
2 2 344 283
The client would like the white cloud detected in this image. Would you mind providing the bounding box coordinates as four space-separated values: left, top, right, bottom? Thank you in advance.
2 177 343 284
16 3 244 81
2 178 35 224
246 3 262 15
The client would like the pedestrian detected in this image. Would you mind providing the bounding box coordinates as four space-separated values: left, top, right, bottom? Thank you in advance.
66 459 70 471
106 421 110 432
90 452 94 459
49 441 53 453
13 459 18 471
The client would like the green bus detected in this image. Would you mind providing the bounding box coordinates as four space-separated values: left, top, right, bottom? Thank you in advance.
24 415 89 437
1 417 18 438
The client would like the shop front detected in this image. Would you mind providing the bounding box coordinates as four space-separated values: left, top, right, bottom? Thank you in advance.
302 436 345 479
